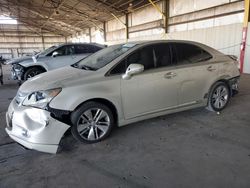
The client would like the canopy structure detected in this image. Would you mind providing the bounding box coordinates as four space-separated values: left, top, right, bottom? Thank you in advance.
0 0 152 36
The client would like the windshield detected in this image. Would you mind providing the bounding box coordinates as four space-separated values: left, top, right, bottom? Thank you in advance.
37 45 58 57
75 43 136 70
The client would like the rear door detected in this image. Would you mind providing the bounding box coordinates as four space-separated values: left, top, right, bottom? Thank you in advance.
172 43 218 105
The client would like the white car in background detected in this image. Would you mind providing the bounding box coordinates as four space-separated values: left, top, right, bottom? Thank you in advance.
6 43 106 83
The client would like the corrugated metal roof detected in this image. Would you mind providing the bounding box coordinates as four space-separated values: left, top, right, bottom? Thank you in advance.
0 0 152 36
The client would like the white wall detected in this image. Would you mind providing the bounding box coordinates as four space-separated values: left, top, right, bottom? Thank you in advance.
168 23 242 57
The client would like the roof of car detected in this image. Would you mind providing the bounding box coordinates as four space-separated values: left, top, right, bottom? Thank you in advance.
120 40 221 56
125 40 203 46
124 40 219 52
57 42 107 48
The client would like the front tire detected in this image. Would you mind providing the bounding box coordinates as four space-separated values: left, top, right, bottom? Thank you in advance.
23 67 45 80
71 102 114 143
207 81 230 112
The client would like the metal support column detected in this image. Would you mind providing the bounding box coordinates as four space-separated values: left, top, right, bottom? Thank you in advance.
41 32 45 50
89 27 92 43
125 14 129 40
240 0 250 73
164 0 169 33
103 22 107 42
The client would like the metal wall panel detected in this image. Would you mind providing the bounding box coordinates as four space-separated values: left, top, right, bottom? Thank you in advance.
106 28 126 42
106 16 126 32
129 28 165 40
169 0 231 17
0 24 66 59
67 0 243 60
169 12 244 32
168 23 242 57
108 23 242 58
129 1 163 26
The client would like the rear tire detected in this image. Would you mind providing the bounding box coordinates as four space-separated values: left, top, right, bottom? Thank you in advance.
71 102 114 143
23 67 45 80
207 81 230 112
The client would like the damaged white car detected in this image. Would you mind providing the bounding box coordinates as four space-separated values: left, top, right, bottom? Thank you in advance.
5 40 240 154
6 43 105 84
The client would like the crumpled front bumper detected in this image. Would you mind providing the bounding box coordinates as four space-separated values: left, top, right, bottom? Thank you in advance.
5 99 70 154
10 68 18 80
10 64 24 80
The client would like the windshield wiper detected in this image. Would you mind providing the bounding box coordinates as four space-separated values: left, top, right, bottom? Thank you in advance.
81 65 96 71
71 63 78 68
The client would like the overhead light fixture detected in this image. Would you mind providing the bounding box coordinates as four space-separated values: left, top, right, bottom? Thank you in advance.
128 3 133 12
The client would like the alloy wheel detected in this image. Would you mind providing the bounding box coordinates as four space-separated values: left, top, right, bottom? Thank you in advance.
76 108 110 141
211 85 229 109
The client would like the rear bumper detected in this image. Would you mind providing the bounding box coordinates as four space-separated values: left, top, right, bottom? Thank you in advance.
228 76 240 96
5 99 70 154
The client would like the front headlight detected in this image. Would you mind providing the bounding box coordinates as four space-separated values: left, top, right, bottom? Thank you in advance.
22 88 62 109
12 64 23 71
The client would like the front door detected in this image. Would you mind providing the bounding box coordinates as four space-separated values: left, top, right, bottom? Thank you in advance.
120 44 179 119
45 45 76 70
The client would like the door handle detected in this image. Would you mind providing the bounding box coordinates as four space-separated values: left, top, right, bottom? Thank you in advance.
207 66 216 72
164 72 177 79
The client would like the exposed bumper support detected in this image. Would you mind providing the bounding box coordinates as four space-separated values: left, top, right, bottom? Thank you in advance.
11 64 24 84
228 76 240 96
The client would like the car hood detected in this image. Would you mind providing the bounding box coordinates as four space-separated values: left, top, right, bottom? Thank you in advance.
6 56 32 65
20 66 99 93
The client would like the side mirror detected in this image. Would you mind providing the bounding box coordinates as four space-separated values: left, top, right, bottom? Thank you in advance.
122 64 144 80
52 51 59 57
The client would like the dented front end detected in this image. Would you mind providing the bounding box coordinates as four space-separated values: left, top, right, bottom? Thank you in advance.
5 99 70 154
11 63 25 81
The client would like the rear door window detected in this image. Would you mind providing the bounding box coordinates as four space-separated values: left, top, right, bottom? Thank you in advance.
173 43 212 65
75 45 102 54
75 45 89 54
